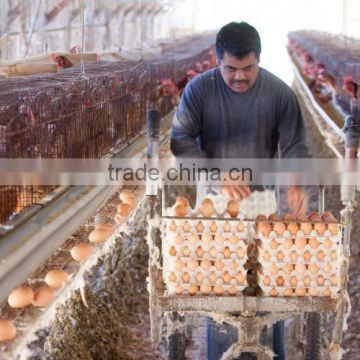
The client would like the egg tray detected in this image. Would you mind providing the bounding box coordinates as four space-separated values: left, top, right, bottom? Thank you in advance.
260 286 339 298
257 227 341 240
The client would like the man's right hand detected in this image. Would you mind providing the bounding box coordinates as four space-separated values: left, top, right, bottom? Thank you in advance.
221 185 251 200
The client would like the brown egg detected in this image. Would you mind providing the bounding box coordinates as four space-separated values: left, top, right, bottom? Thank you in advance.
169 246 177 256
223 221 232 232
196 221 204 232
284 288 293 297
276 276 285 286
0 320 16 342
169 272 177 282
309 211 322 222
175 196 189 207
182 246 191 257
88 228 111 244
303 251 312 262
256 214 267 222
33 286 55 307
308 237 319 249
294 237 307 249
223 272 232 284
263 251 271 261
214 260 225 271
235 272 245 284
273 222 286 236
270 263 279 275
209 272 217 283
117 203 131 217
227 200 240 218
237 221 245 231
303 275 312 287
223 247 231 259
269 213 281 221
330 250 338 260
119 190 136 208
270 288 279 297
286 219 299 234
290 276 298 286
189 234 200 244
276 251 285 262
169 221 177 232
290 251 298 262
228 286 237 296
196 272 204 283
214 234 225 244
283 264 293 275
308 264 319 274
258 222 272 236
201 260 212 271
175 234 185 245
323 263 332 274
175 259 186 271
295 264 306 274
314 222 327 235
236 248 245 259
270 239 279 249
263 276 271 286
70 243 94 262
283 214 296 221
187 259 199 271
213 285 225 296
196 246 204 258
200 199 215 217
202 232 213 245
210 221 217 233
183 221 191 232
295 288 306 297
200 285 212 296
173 204 188 217
45 270 69 288
323 287 332 297
327 223 339 235
330 274 338 286
284 238 293 249
322 211 335 221
182 272 190 283
229 234 239 245
175 284 184 295
209 247 217 258
316 251 325 261
8 287 34 308
298 215 312 235
230 260 238 271
317 275 325 286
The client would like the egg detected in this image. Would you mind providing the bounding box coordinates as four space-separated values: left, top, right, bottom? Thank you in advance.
269 213 281 221
187 259 199 271
214 260 225 271
322 211 335 221
314 222 327 235
276 251 285 262
209 272 217 283
236 248 245 259
317 275 325 286
276 276 285 286
290 276 298 286
214 234 225 244
175 259 186 271
294 237 307 249
196 272 204 283
209 247 217 258
169 246 177 256
173 204 188 217
273 222 286 236
175 234 185 245
175 196 189 207
237 221 245 232
88 227 111 244
290 251 298 262
270 239 279 249
327 222 339 235
119 190 136 208
298 215 312 235
308 237 319 249
235 272 245 285
33 286 55 307
270 288 279 297
201 260 212 271
308 264 319 274
70 243 94 262
324 263 332 273
270 263 279 275
169 221 177 232
287 222 299 236
223 247 231 259
295 288 306 297
196 246 204 258
262 251 271 261
323 287 332 297
323 238 333 249
330 250 338 260
256 214 267 222
284 238 293 249
0 320 16 342
283 264 293 275
228 286 237 296
202 232 213 245
223 272 232 284
284 288 293 297
182 246 191 257
8 287 34 308
196 221 204 232
200 285 212 295
309 211 322 222
183 221 191 232
295 264 306 274
200 199 215 217
213 285 225 296
303 251 312 262
316 251 325 261
263 276 271 286
258 222 272 236
188 285 199 296
330 274 338 286
189 234 200 244
45 270 69 288
308 287 319 297
175 284 184 295
117 203 131 216
223 221 232 232
210 221 218 233
182 272 190 283
169 272 177 282
303 275 312 287
229 234 239 245
229 260 238 271
283 214 296 221
227 200 239 218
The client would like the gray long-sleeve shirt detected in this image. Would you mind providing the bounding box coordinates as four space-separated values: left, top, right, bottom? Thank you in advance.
170 67 309 158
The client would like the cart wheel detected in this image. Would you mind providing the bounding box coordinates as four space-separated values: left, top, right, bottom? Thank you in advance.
305 313 321 360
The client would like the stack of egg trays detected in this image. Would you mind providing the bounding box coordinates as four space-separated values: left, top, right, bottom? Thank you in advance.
162 217 249 296
257 223 342 298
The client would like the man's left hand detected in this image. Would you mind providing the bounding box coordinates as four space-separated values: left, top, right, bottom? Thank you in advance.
287 186 308 215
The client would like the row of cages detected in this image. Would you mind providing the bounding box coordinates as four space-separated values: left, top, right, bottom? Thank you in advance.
287 30 360 118
0 35 216 226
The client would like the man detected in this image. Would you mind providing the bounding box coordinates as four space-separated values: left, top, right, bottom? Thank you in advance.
170 22 309 359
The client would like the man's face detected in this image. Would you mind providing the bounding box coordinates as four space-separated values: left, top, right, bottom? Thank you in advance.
217 51 260 93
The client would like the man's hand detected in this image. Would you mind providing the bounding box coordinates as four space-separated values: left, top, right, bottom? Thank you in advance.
287 186 308 215
221 185 251 200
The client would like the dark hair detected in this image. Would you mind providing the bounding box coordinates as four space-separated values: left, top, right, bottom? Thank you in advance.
216 22 261 60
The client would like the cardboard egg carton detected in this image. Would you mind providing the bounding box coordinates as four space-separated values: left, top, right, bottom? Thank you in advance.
261 286 339 298
166 282 247 296
257 227 341 240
